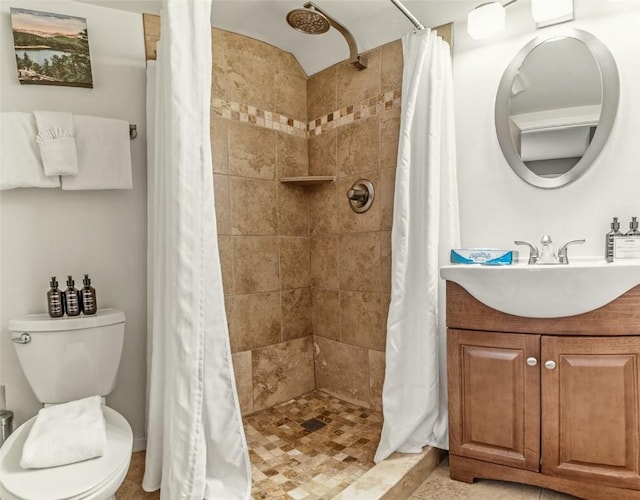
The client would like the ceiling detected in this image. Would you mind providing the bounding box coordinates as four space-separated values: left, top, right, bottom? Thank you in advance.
72 0 479 75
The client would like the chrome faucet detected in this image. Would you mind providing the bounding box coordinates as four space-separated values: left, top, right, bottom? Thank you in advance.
515 235 585 265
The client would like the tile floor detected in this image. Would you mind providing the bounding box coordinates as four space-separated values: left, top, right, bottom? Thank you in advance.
410 458 580 500
115 392 582 499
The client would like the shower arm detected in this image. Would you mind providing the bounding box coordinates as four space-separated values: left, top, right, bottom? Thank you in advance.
304 2 368 70
389 0 426 31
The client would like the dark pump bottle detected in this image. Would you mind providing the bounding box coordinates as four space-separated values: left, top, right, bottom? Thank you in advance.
605 217 623 263
63 275 81 316
47 277 64 318
81 274 97 315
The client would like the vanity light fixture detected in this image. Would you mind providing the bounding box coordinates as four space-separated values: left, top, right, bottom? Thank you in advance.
467 0 574 40
467 2 506 40
531 0 574 28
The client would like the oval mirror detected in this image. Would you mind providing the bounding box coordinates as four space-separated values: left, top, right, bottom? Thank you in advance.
495 29 619 189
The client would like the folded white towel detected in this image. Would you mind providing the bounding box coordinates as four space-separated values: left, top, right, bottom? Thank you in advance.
0 112 61 190
61 115 132 190
20 395 106 469
34 111 78 176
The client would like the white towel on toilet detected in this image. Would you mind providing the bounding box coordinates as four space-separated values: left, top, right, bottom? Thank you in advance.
20 395 106 469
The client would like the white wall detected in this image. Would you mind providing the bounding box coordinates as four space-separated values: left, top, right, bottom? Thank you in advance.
453 0 640 258
0 0 147 450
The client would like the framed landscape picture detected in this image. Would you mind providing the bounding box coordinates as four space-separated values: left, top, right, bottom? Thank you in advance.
10 7 93 88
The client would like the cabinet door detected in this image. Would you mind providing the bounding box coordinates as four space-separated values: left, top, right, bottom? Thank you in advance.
542 336 640 489
448 329 540 471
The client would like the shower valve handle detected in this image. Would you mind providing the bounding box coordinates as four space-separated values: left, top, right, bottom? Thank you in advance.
347 187 368 203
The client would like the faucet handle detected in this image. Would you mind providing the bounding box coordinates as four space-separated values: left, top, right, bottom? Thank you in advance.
557 239 586 264
514 240 539 264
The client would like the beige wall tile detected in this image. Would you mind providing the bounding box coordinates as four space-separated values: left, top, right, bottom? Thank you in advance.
336 49 381 109
311 288 340 340
309 182 339 236
380 168 396 232
217 235 234 295
253 336 315 411
337 117 380 177
232 350 254 415
230 177 277 235
275 71 307 122
281 288 313 341
225 47 274 111
277 183 309 236
338 172 381 233
277 51 307 80
233 236 279 293
309 129 337 177
310 236 339 289
368 349 386 412
339 232 382 292
307 66 337 120
314 335 370 407
144 35 158 61
279 236 311 289
276 132 308 179
211 116 228 174
223 30 279 61
381 40 403 93
231 292 282 352
380 231 392 294
142 13 160 38
228 121 276 180
380 106 401 170
225 295 235 348
340 291 389 351
212 28 226 100
213 174 231 235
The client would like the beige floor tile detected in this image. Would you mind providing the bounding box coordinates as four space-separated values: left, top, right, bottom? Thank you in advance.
412 459 541 500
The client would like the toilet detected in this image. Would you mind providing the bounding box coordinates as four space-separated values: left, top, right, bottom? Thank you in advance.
0 309 133 500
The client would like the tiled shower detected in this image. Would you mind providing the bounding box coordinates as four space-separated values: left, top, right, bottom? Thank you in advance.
145 15 404 416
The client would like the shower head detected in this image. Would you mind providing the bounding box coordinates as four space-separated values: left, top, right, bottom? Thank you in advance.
286 8 330 34
285 2 368 70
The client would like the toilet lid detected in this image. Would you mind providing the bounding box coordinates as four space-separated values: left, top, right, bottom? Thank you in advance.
0 407 132 500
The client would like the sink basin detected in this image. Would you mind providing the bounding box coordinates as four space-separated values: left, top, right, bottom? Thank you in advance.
440 259 640 318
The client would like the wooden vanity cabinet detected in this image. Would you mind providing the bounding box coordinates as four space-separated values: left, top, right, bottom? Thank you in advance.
446 282 640 500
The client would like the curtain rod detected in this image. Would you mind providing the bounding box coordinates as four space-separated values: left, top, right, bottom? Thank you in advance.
389 0 426 31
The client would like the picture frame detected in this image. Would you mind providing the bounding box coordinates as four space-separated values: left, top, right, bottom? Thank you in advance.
10 7 93 88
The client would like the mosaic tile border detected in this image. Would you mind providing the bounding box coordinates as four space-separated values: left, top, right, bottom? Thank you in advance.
212 89 402 140
212 98 308 138
308 90 401 137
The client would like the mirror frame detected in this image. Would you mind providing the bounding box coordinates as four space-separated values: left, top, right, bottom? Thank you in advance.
495 29 620 189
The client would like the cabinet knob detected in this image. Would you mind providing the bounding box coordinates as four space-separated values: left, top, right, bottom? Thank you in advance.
526 357 538 366
544 360 557 370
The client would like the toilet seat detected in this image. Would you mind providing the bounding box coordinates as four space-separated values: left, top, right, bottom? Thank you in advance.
0 407 133 500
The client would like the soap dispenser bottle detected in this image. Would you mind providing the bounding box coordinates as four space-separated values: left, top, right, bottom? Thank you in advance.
627 217 640 236
606 217 623 262
47 277 64 318
80 274 97 315
63 275 81 316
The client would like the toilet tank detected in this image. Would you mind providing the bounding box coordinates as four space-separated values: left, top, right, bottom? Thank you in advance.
8 309 125 404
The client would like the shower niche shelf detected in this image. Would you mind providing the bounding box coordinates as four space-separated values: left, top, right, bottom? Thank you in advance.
278 176 335 186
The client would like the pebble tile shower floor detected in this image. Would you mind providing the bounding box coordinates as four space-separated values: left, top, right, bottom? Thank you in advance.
246 390 382 499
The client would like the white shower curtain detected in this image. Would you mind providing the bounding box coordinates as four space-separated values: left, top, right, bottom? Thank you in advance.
375 29 459 462
143 1 251 498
